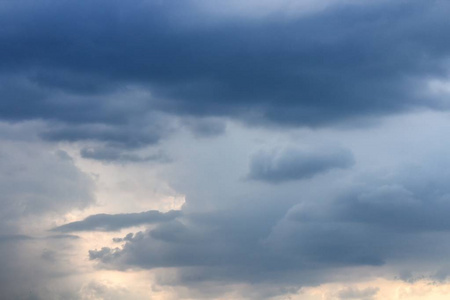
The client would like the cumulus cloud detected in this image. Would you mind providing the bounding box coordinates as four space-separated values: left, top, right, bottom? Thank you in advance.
53 210 182 232
247 147 354 183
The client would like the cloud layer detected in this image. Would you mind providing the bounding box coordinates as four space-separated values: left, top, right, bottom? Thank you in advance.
88 160 450 292
1 0 450 152
248 147 354 183
2 0 450 299
53 210 181 232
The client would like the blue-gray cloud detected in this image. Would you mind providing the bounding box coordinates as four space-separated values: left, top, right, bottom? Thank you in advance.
80 147 170 163
0 234 79 243
88 162 450 289
248 147 354 183
0 0 450 151
182 118 227 138
0 140 96 299
3 0 450 298
53 210 182 232
0 148 94 220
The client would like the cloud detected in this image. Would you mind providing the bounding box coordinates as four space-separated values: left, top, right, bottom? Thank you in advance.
78 280 147 300
89 247 121 262
1 0 450 165
53 210 182 232
39 112 172 148
112 232 134 243
0 234 79 243
337 287 379 300
0 0 450 152
77 111 450 297
247 147 354 183
4 1 450 298
86 159 450 292
0 146 94 221
182 118 227 138
0 136 96 298
80 147 170 163
0 235 33 243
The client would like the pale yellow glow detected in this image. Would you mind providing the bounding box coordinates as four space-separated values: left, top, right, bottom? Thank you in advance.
284 278 450 300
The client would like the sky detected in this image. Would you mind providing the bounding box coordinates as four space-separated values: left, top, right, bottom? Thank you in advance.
2 0 450 299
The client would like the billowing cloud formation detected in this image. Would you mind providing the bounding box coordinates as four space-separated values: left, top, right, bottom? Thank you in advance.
248 147 354 183
53 210 182 232
4 0 450 299
87 160 450 292
1 0 450 153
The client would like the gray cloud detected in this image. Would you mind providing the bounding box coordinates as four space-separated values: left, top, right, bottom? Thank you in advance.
248 147 354 183
0 139 96 298
1 0 450 153
0 147 94 221
87 161 450 291
89 247 121 262
53 210 182 232
182 118 227 138
39 114 172 148
80 147 170 163
3 1 450 298
112 232 134 243
0 235 33 243
0 234 79 243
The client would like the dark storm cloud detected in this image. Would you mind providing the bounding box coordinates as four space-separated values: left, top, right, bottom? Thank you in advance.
88 162 450 287
248 147 354 183
38 111 173 147
53 210 181 232
1 0 450 143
